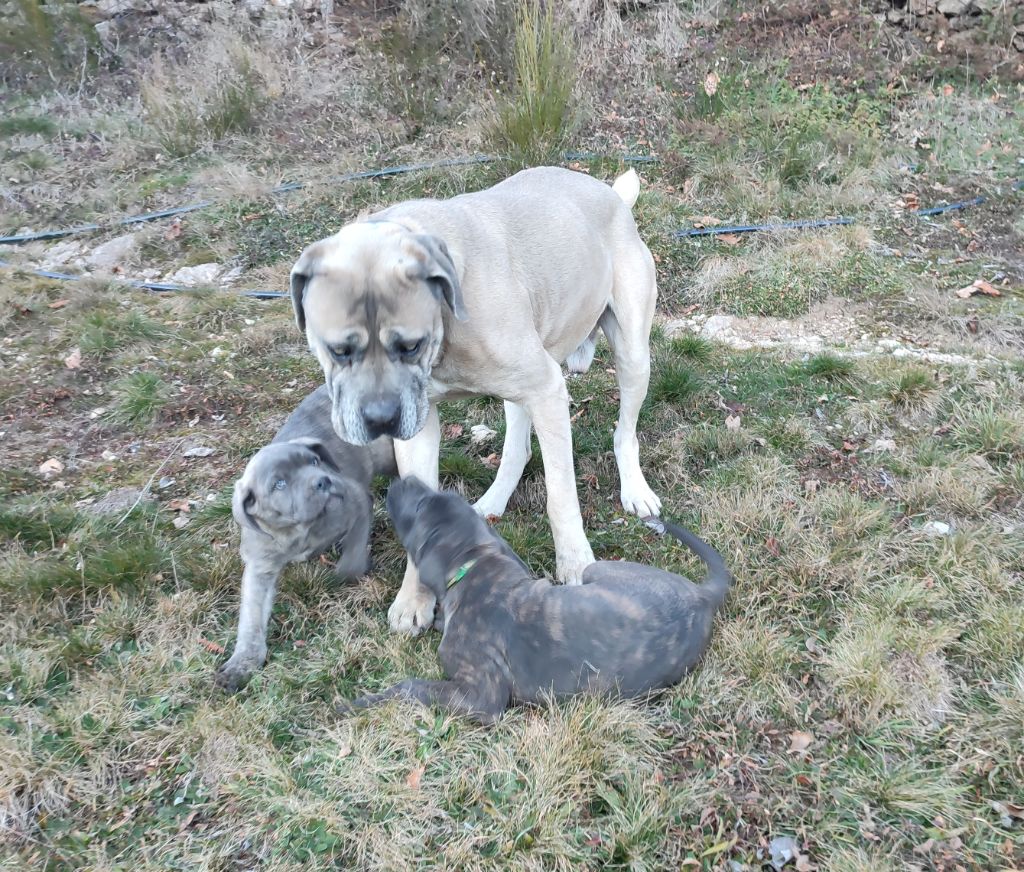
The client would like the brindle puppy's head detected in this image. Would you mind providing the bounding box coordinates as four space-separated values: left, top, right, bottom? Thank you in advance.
290 222 467 445
386 476 529 600
233 438 351 539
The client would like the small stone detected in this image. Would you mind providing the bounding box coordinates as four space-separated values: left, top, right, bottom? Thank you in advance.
166 263 221 287
172 515 191 529
183 446 215 458
470 424 497 445
85 233 137 271
158 476 176 489
871 438 897 452
89 406 106 420
100 449 119 462
38 458 64 476
922 520 952 537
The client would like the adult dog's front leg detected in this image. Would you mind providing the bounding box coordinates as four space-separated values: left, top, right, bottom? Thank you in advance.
341 678 508 725
523 363 595 585
389 404 441 635
216 559 281 691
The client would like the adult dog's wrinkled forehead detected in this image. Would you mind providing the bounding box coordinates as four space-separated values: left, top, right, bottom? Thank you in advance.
289 222 466 339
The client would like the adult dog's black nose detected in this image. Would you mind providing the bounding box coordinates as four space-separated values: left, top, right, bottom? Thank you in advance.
362 397 401 438
315 476 332 492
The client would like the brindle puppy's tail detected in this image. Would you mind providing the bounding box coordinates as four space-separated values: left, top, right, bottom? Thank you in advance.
660 519 732 609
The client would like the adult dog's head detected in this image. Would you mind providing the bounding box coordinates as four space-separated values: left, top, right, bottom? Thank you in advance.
290 221 467 445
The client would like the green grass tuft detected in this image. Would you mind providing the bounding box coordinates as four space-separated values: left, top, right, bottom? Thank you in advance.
111 371 170 427
801 353 856 382
487 0 576 166
79 310 168 356
668 333 714 364
647 362 703 407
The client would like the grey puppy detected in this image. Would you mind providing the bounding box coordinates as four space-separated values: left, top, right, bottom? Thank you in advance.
342 477 731 723
216 385 395 692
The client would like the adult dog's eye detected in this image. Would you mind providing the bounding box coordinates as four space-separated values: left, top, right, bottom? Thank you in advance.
395 338 423 359
310 455 320 466
330 344 356 363
274 479 287 490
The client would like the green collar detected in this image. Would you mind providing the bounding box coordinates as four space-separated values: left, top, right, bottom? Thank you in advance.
446 559 477 589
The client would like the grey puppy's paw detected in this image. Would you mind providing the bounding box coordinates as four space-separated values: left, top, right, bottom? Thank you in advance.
215 657 260 693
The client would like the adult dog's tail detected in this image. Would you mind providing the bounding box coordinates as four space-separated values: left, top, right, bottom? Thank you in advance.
611 168 640 210
661 519 732 608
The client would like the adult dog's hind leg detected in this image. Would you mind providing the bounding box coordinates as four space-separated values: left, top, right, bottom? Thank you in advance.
389 404 441 635
603 244 661 518
474 400 532 519
521 356 595 584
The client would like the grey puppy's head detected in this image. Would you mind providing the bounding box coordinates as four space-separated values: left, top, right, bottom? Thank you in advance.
233 438 347 535
386 476 529 600
290 222 467 446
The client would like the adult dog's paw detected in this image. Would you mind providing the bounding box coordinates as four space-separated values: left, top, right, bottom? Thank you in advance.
387 586 437 636
620 481 662 519
555 541 595 587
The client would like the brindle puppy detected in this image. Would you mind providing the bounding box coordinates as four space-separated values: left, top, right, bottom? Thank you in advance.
341 477 731 723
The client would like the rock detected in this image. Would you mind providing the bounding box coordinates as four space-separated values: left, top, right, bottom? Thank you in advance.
83 486 151 515
701 314 735 339
38 458 64 477
183 445 216 458
922 520 952 537
41 239 86 269
909 0 938 13
166 263 222 287
85 233 137 271
769 836 800 871
937 0 972 15
470 424 497 445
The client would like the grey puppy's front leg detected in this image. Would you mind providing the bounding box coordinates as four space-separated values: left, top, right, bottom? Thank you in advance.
331 489 372 580
342 678 509 725
216 558 282 692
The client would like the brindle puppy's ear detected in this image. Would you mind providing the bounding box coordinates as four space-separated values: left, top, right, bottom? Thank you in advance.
289 437 340 473
232 481 264 534
289 241 324 333
414 234 467 322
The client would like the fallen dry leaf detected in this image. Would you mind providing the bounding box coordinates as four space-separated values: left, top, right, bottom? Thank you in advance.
481 453 500 470
693 215 723 227
167 498 191 513
199 638 225 655
405 764 425 790
803 479 820 496
703 70 720 97
724 414 742 431
48 299 69 309
443 423 464 439
63 347 82 369
942 83 954 96
956 279 1002 299
765 536 781 558
718 233 741 246
789 731 814 753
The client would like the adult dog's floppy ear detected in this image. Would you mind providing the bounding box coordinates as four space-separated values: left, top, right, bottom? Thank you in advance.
232 481 265 534
415 234 466 321
290 437 341 473
289 242 323 333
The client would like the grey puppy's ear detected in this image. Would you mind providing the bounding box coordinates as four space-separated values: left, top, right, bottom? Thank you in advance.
232 481 265 534
289 242 323 333
415 234 467 321
289 437 340 473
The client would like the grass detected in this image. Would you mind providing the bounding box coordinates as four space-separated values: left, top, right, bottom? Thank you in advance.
2 2 1024 868
110 371 170 427
140 34 276 158
487 0 577 166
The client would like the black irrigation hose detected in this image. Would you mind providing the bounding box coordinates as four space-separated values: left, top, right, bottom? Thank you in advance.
0 152 657 246
675 180 1023 238
1 162 1018 301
